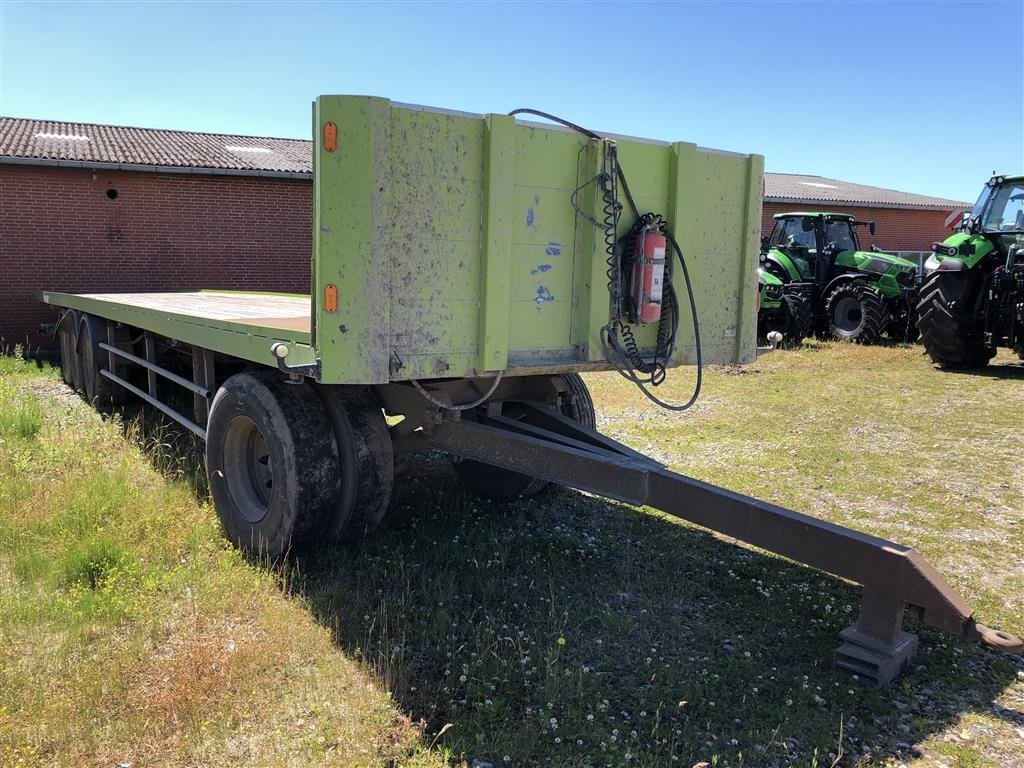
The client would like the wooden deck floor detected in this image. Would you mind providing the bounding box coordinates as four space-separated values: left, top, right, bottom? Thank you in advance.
78 292 312 334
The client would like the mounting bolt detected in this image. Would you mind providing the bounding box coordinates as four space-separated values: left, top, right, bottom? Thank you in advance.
272 342 290 360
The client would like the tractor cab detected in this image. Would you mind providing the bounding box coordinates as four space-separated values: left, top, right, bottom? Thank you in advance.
764 213 870 284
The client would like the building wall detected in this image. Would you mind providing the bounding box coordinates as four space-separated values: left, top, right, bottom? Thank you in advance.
1 163 963 352
0 164 312 350
761 203 956 252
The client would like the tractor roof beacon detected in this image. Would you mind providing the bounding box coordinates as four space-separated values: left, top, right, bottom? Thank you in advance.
41 96 1022 685
759 212 919 345
918 173 1024 368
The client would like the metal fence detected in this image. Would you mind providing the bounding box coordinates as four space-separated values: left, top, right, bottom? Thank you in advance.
881 250 931 277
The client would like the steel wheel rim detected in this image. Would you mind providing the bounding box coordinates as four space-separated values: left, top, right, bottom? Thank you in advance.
834 296 862 333
223 415 273 522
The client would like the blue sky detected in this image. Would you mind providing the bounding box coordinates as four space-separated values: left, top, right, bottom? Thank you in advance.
1 1 1021 202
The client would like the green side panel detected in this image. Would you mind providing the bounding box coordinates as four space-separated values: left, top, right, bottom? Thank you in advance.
767 249 806 282
311 97 765 383
668 145 763 365
478 115 516 371
313 96 392 384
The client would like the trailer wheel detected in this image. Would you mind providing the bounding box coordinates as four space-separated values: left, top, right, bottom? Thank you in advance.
206 372 340 558
825 282 888 344
315 385 394 540
78 315 129 405
454 373 596 502
57 310 79 387
917 271 996 369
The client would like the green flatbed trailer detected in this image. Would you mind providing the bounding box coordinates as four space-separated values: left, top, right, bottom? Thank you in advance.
42 96 1020 685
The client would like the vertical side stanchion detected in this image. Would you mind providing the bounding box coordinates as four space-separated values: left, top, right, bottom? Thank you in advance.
144 333 158 398
192 346 216 427
106 323 117 375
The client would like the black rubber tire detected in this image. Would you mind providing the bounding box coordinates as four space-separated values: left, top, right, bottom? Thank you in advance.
917 270 996 369
206 371 340 558
57 310 78 387
454 373 596 503
761 291 813 348
825 282 889 344
314 385 394 541
78 314 129 405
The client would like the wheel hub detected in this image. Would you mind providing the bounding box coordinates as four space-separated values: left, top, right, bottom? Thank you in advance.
834 296 863 333
222 415 273 522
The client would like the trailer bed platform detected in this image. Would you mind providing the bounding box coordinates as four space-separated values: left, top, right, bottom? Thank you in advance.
43 290 316 370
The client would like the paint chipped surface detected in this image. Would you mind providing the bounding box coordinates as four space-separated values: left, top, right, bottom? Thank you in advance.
534 285 554 305
530 264 552 275
545 242 562 256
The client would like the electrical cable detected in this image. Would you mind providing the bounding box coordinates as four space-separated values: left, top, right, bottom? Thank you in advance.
508 108 702 411
410 371 505 411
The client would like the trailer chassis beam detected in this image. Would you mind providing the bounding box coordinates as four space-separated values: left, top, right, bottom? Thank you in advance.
395 402 1022 684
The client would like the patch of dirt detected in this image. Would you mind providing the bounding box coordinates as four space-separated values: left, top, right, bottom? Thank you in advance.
23 376 82 408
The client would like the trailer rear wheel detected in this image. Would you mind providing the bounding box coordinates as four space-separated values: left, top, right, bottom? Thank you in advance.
57 310 79 387
454 373 595 502
315 385 394 540
78 314 129 405
207 372 340 558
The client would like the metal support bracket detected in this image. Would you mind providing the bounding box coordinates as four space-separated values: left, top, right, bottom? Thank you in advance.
271 342 321 379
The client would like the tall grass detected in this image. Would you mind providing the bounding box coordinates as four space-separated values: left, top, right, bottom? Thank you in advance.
0 369 437 768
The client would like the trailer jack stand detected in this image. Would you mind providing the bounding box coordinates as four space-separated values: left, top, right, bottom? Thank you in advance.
396 399 1023 685
835 590 919 685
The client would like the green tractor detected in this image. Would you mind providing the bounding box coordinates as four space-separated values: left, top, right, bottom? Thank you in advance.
758 212 920 344
917 173 1024 368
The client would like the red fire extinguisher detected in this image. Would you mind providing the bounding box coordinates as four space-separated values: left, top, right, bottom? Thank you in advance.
630 226 667 324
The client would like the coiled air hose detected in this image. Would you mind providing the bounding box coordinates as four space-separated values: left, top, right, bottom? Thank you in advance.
508 108 703 411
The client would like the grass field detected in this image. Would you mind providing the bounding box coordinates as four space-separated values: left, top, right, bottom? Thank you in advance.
1 342 1022 767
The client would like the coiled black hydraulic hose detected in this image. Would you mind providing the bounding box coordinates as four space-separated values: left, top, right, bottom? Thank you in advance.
507 108 703 411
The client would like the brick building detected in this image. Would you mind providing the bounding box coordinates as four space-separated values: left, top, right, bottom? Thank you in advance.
762 173 969 252
0 119 313 351
0 117 970 351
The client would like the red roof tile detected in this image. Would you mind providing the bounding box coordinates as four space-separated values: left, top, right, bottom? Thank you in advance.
765 173 970 210
0 117 311 175
1 117 973 209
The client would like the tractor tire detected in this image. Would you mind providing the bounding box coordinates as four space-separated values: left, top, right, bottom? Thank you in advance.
761 291 813 347
206 371 340 559
57 310 79 387
78 314 130 406
825 282 889 344
917 271 996 369
454 372 595 503
314 385 394 541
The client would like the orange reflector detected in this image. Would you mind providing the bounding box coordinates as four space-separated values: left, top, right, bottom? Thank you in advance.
324 283 338 313
323 122 338 153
